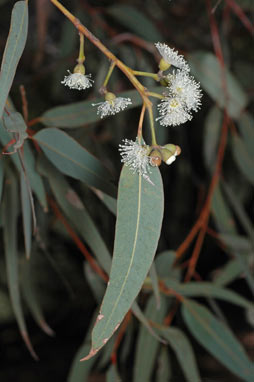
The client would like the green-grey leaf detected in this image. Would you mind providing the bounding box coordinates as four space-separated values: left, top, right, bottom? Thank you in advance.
237 112 254 159
156 347 171 382
0 157 4 202
182 299 254 381
204 106 222 171
0 1 28 118
82 165 164 359
188 52 248 119
3 170 37 359
159 326 201 382
134 296 167 382
38 157 112 274
163 280 253 309
20 173 32 259
3 111 28 150
40 87 163 128
106 364 121 382
107 5 162 41
212 184 237 234
34 128 116 197
231 133 254 185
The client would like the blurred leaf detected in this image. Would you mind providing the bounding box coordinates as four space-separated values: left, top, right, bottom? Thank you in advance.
2 111 28 151
182 299 254 381
21 259 54 336
213 259 245 286
3 170 38 360
132 301 165 343
163 280 253 309
0 157 4 202
156 347 171 382
149 263 161 309
219 233 252 253
106 364 121 382
134 296 167 382
159 326 201 382
212 184 237 234
107 5 162 41
20 173 32 259
40 87 163 128
67 343 98 382
38 157 112 274
84 263 106 304
188 52 248 119
92 188 117 216
155 250 181 280
231 133 254 185
82 166 164 360
237 112 254 158
0 1 28 118
204 106 222 171
35 128 116 197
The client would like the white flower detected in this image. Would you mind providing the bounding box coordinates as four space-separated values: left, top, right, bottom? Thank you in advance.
166 155 176 165
119 139 154 185
155 42 190 72
168 70 202 112
93 97 132 118
156 97 192 126
61 70 93 90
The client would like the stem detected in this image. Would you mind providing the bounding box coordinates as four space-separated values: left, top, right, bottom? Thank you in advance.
146 91 164 100
103 61 116 88
78 32 85 64
132 70 159 81
137 104 146 142
148 107 157 145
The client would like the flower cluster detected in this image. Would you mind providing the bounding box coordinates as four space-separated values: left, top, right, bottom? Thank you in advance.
155 43 202 127
119 139 154 185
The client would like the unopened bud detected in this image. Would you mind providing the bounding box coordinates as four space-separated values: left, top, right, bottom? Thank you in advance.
149 149 162 167
161 144 181 166
105 92 116 103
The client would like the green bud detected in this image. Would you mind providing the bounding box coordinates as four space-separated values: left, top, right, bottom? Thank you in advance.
161 144 181 165
105 92 116 103
149 149 162 167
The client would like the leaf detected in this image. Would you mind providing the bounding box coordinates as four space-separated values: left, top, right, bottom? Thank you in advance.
3 111 28 151
213 259 245 286
149 263 161 309
0 1 28 119
212 184 237 234
219 233 252 253
0 157 4 202
107 5 162 41
34 128 116 197
41 87 163 128
38 157 112 274
188 52 248 119
159 326 201 382
134 296 167 382
20 173 32 259
20 259 54 336
182 299 254 381
231 133 254 185
237 112 254 159
156 347 171 382
163 279 253 309
155 250 181 280
82 165 164 360
204 106 222 171
106 364 121 382
3 170 38 360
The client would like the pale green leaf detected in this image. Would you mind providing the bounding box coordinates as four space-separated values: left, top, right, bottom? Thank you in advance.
34 128 116 197
82 165 164 359
182 299 254 381
0 1 28 118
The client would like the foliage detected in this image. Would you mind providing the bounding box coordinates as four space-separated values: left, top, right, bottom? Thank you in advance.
0 0 253 381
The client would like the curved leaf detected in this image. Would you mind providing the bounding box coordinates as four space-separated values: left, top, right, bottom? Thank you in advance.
0 1 28 118
34 128 116 197
182 299 254 381
188 52 248 119
159 326 201 382
82 165 164 360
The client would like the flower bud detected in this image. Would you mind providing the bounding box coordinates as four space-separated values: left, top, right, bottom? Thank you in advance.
74 64 85 75
159 58 171 71
161 144 181 165
149 149 162 167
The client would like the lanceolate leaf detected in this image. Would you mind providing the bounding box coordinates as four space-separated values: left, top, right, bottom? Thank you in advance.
34 128 116 197
232 133 254 185
20 172 32 259
0 157 4 202
3 170 38 360
40 87 163 128
82 165 164 360
159 326 201 382
182 299 254 381
163 280 253 309
0 1 28 118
